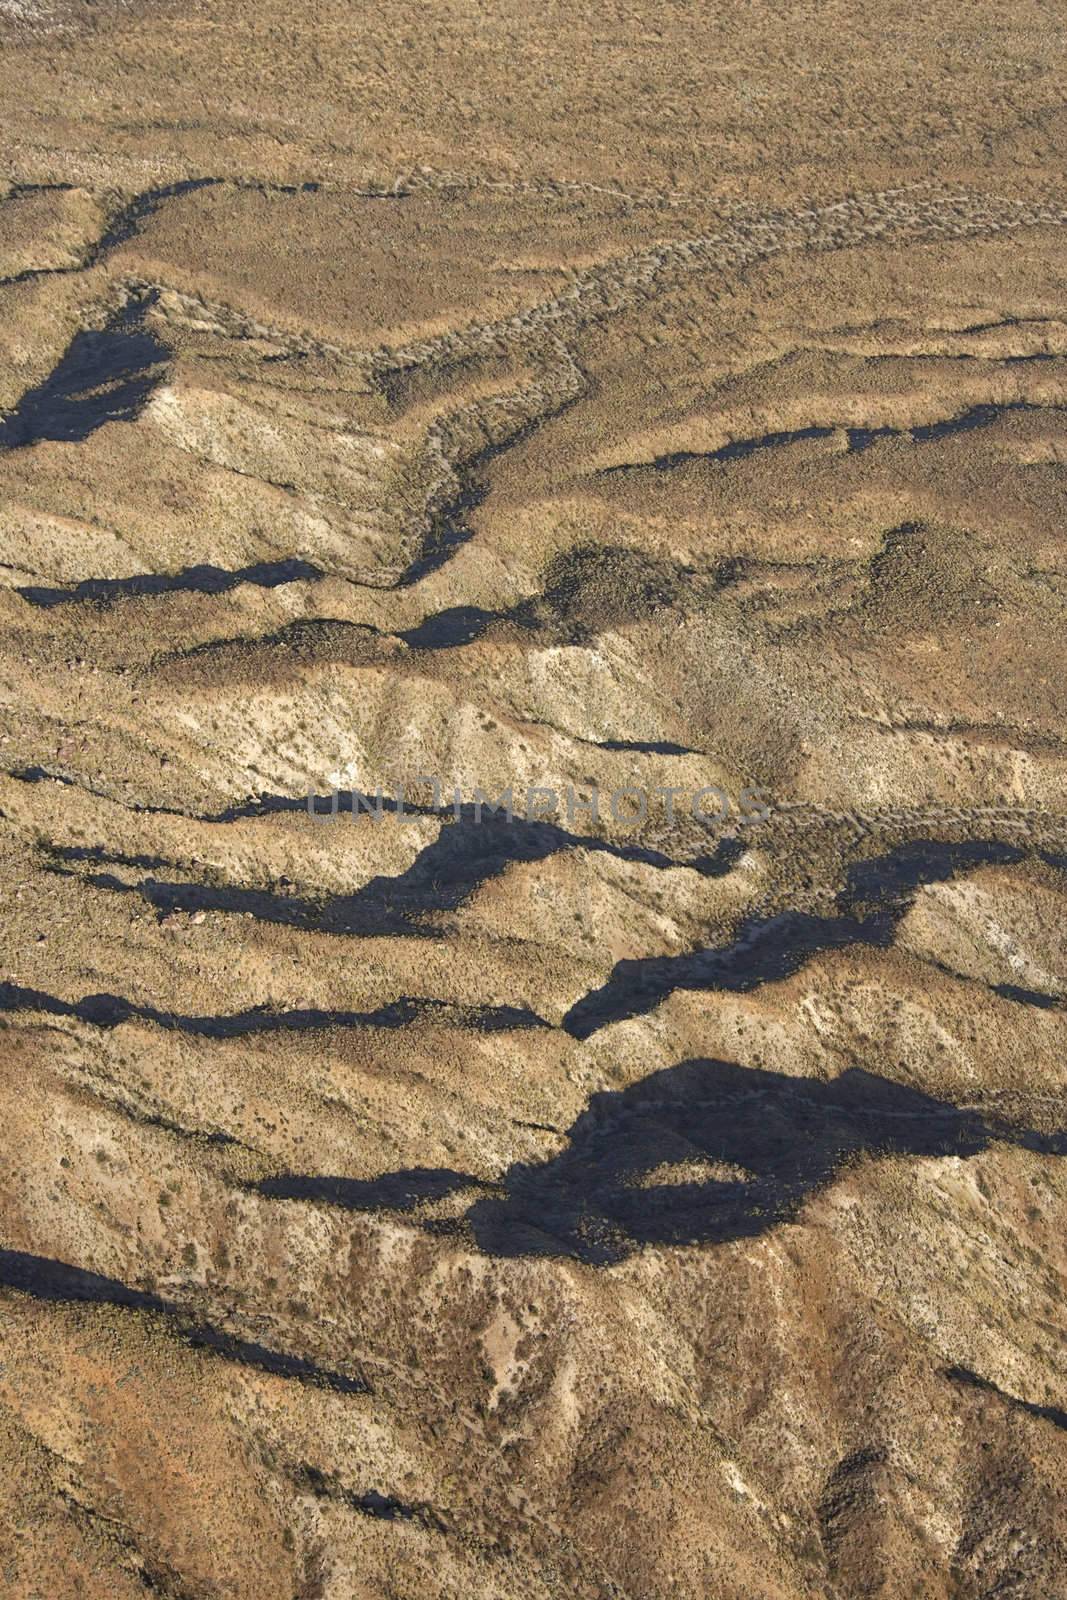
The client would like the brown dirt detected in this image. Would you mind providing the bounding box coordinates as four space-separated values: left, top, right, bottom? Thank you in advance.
1 4 1067 1597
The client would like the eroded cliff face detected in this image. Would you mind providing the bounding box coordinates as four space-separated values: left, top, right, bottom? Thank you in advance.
1 4 1066 1596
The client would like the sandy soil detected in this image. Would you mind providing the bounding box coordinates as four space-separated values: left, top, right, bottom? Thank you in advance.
1 3 1066 1596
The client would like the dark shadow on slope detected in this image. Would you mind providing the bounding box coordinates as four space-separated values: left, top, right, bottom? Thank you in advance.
399 602 503 650
393 387 583 590
18 558 322 608
592 737 701 755
598 402 1047 476
0 297 169 450
163 540 692 659
9 770 744 884
992 983 1064 1010
297 1465 448 1532
600 424 838 474
95 178 224 252
393 484 483 588
0 1248 365 1392
563 839 1026 1038
845 425 899 451
260 1168 486 1212
910 401 1041 442
47 818 742 936
399 541 688 651
254 1058 1067 1265
945 1365 1067 1433
841 838 1024 908
218 788 438 822
564 908 891 1040
0 980 547 1038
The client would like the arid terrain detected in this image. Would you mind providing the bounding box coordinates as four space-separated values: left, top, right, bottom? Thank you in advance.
1 2 1067 1596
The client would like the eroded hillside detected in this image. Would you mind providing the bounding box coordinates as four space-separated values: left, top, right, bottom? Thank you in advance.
1 3 1067 1596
